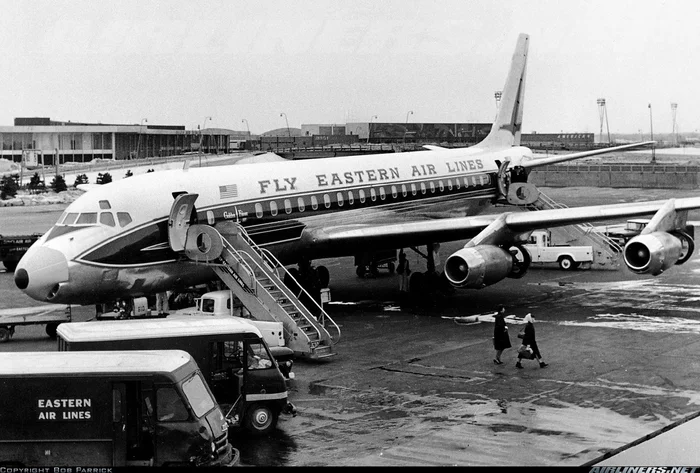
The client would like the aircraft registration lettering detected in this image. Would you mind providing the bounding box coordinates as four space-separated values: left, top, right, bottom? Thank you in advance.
258 177 298 194
316 167 399 187
445 159 484 173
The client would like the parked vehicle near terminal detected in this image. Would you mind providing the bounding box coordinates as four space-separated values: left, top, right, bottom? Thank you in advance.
0 350 237 467
0 233 41 271
57 316 295 436
523 229 593 270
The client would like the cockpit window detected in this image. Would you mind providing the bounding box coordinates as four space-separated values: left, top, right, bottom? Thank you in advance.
117 212 132 227
76 213 98 225
62 213 79 225
100 212 116 227
99 200 111 210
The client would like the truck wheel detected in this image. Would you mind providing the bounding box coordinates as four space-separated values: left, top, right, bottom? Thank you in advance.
46 323 59 338
558 256 575 271
356 266 367 278
244 403 278 436
0 327 11 343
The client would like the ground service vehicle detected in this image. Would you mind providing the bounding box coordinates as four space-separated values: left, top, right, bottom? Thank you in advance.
0 233 41 271
172 290 295 378
0 350 237 467
523 229 593 270
0 305 70 342
57 317 294 435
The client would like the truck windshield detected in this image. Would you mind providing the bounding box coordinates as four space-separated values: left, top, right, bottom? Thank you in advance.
182 372 216 418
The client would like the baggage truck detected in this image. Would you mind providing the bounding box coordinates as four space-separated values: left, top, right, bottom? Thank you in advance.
57 317 294 436
0 350 237 467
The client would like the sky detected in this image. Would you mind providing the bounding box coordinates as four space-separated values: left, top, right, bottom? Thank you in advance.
1 0 699 136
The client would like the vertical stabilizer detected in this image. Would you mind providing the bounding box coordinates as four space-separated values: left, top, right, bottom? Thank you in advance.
476 33 529 149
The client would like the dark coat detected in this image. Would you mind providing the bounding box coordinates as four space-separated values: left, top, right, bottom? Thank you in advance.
493 314 512 350
519 322 541 358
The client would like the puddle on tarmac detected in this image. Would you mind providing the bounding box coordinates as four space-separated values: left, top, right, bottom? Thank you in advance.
560 313 700 334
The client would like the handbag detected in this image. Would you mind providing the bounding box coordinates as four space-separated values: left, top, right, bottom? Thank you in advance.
518 344 534 359
517 328 525 339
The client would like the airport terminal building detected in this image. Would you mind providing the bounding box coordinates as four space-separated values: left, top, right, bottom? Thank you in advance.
0 117 231 166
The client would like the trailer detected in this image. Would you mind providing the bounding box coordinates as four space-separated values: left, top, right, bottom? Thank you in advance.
0 305 71 342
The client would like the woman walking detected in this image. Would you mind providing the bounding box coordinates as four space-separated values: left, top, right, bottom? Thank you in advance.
493 305 511 365
516 313 548 369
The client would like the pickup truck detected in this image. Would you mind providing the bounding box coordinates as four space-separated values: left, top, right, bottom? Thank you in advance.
523 229 593 270
0 233 41 271
170 290 295 379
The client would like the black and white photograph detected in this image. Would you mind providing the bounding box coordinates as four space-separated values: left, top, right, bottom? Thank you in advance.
2 0 700 467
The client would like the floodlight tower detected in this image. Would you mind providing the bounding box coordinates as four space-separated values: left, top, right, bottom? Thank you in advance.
597 98 611 144
671 103 678 146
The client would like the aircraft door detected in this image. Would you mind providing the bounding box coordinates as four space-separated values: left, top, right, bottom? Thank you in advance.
168 193 199 252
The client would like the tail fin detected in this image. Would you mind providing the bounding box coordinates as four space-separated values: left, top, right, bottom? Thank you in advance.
477 33 529 149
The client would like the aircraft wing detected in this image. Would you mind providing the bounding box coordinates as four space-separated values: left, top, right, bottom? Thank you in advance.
521 141 655 169
306 196 700 251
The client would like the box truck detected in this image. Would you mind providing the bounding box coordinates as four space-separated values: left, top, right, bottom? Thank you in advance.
0 350 237 467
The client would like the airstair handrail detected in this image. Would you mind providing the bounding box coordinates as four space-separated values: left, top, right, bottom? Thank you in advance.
226 223 341 344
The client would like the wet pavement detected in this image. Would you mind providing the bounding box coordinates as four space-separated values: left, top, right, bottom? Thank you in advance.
3 186 700 465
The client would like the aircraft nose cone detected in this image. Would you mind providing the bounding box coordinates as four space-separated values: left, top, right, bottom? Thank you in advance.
15 246 69 302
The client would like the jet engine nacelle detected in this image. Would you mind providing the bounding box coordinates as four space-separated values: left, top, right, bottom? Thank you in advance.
444 245 513 288
623 231 694 275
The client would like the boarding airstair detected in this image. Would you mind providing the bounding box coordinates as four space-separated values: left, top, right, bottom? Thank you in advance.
168 195 339 359
527 190 622 269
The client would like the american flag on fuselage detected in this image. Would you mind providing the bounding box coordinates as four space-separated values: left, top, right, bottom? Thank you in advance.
219 184 238 199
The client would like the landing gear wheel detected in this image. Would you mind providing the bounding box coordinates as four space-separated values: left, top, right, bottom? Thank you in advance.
244 403 278 436
0 327 10 343
558 256 574 271
45 323 59 339
356 266 367 278
316 265 330 288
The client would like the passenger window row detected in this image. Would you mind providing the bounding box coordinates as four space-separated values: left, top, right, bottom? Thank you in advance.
252 174 492 218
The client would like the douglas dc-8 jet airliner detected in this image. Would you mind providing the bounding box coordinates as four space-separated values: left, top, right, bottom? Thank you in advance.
15 33 700 309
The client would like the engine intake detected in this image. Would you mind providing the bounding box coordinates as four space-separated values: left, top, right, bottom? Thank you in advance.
444 245 513 288
623 231 693 275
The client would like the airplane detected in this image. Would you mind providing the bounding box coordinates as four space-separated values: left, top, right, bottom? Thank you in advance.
14 33 700 310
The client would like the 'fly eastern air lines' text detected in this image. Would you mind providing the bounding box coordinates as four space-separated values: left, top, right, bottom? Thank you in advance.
256 159 485 194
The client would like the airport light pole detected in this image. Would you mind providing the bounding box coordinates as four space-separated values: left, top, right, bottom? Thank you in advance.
242 119 251 140
136 118 147 160
368 115 377 144
671 103 678 146
648 104 655 163
280 113 291 139
200 116 212 167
